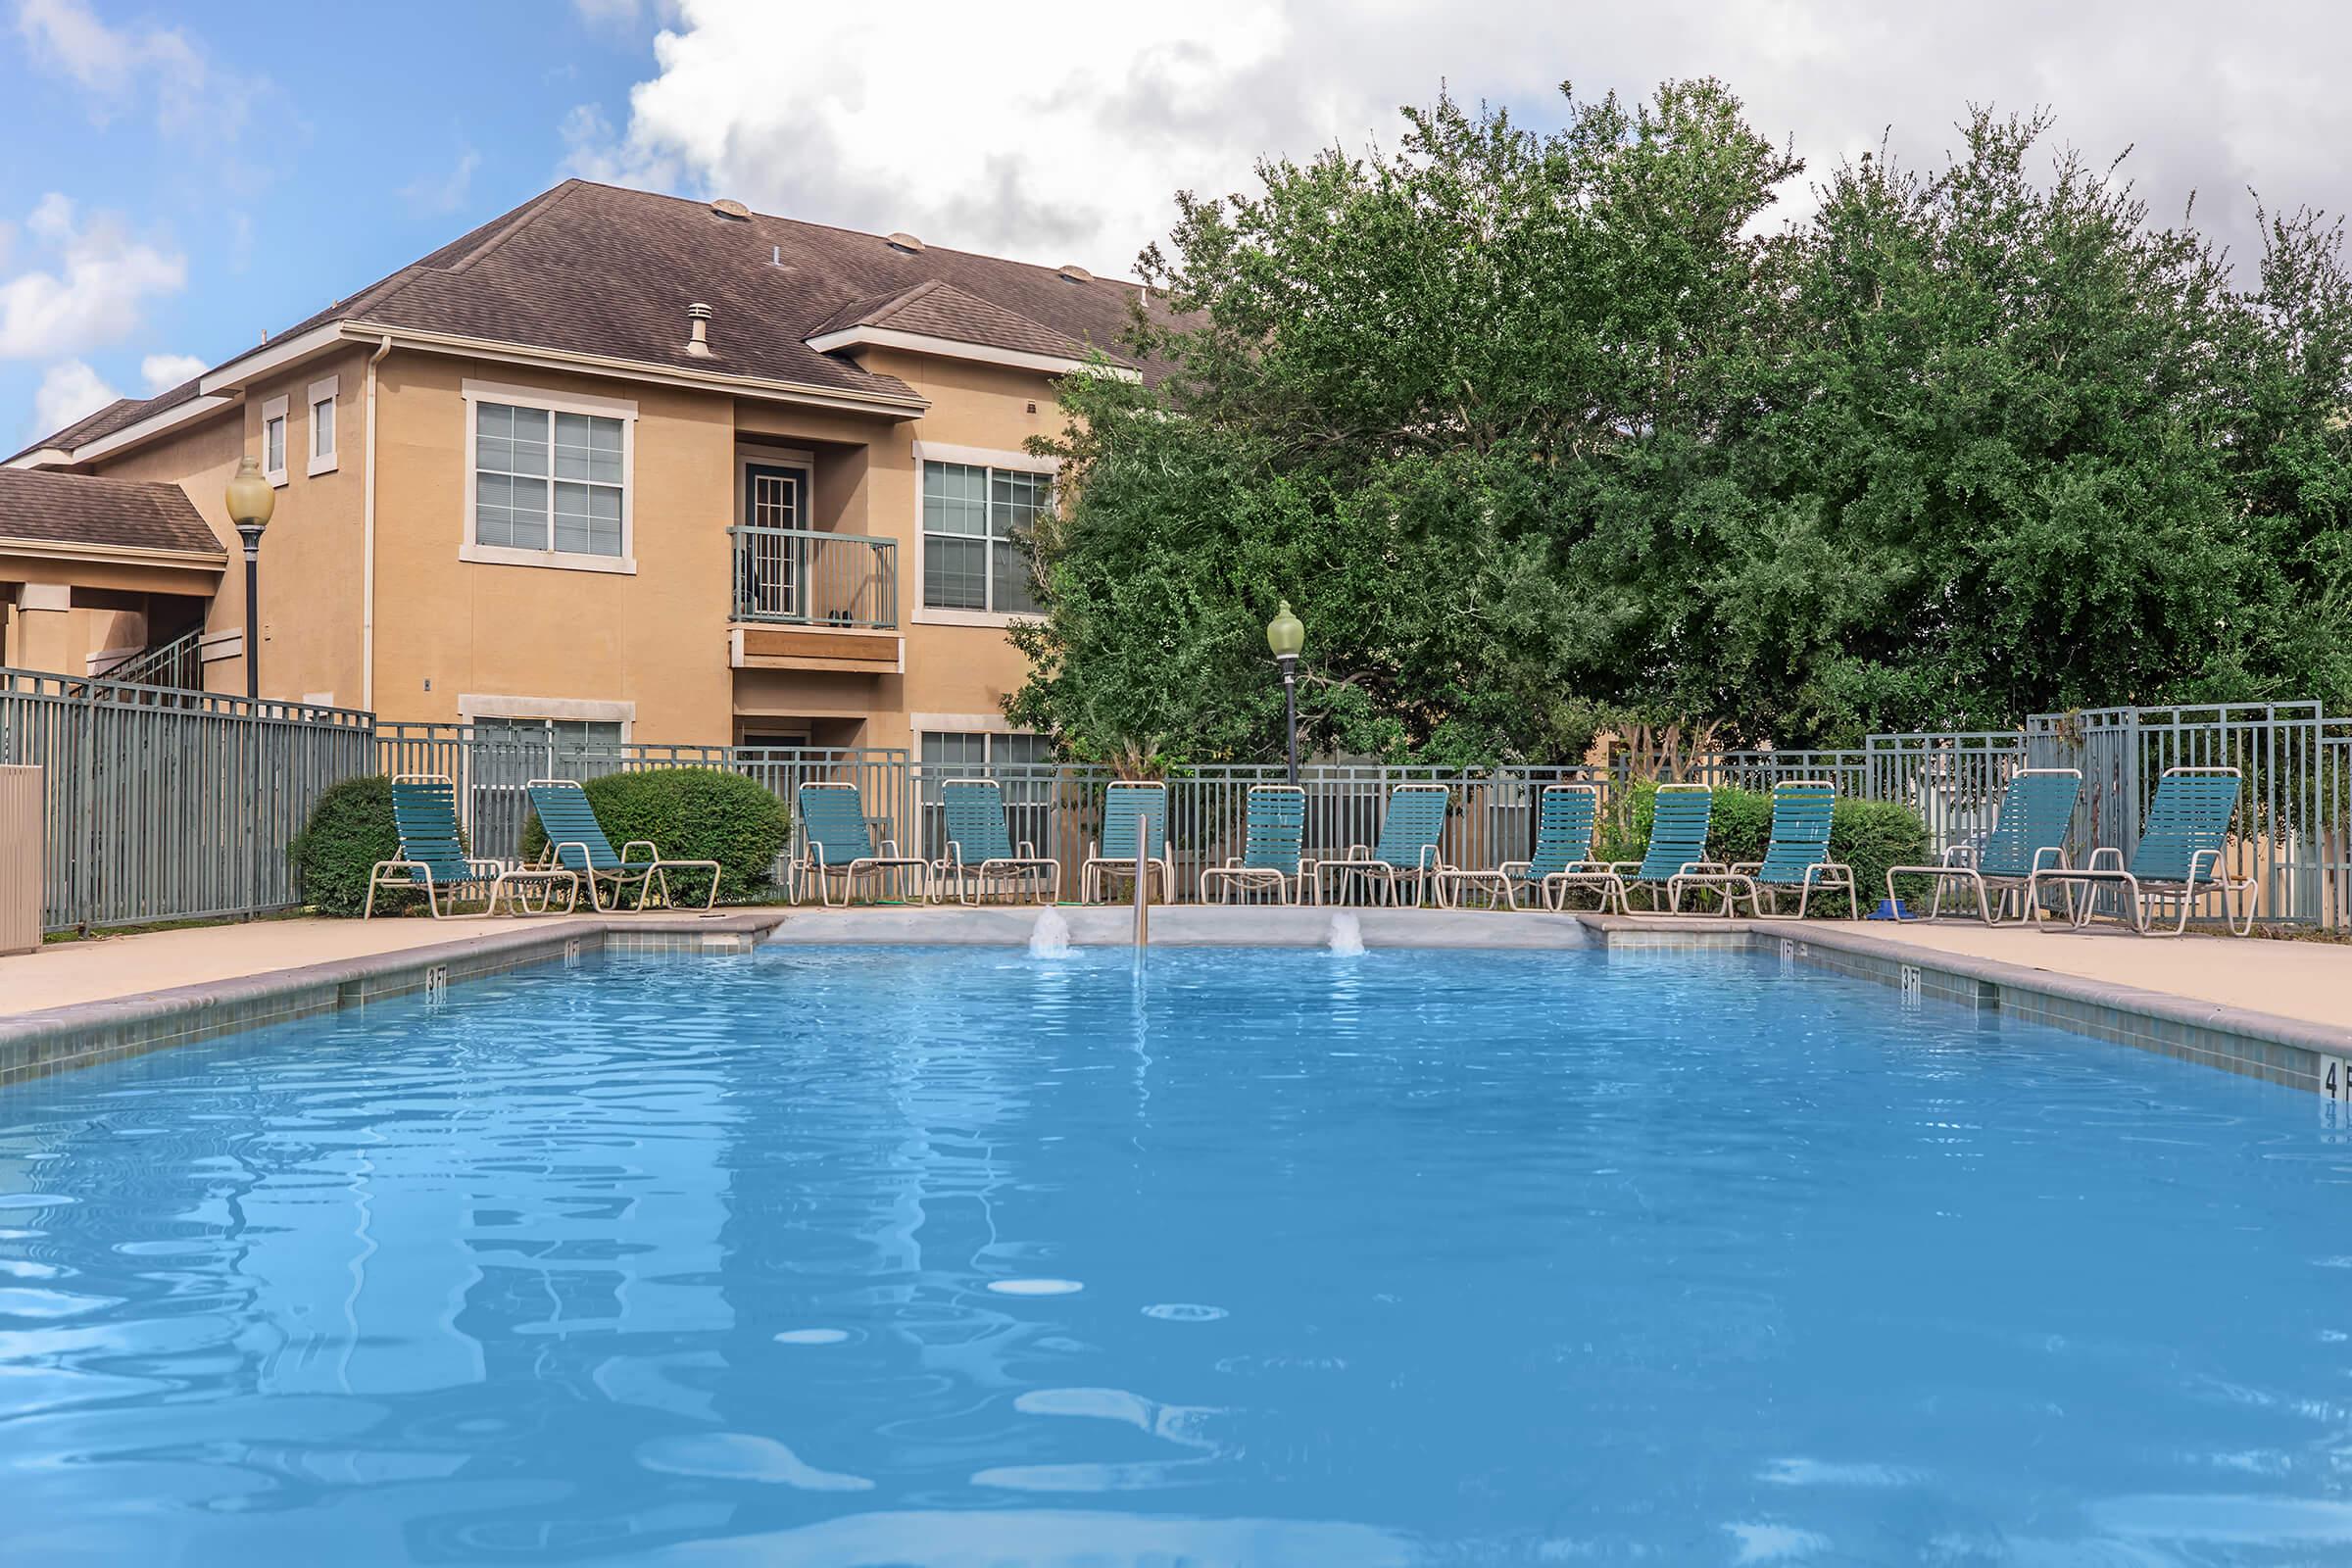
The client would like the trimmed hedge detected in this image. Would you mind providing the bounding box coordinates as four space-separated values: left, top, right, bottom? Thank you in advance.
1596 779 1931 917
292 774 423 917
520 767 791 905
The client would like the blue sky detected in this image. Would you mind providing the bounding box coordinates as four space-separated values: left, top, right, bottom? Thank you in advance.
7 0 2346 450
0 0 662 445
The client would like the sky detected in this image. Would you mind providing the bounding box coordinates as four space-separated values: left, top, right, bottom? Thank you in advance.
4 0 2348 448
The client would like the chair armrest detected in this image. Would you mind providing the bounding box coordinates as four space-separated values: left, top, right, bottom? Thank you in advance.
2085 846 2126 871
1727 860 1763 875
2030 845 2069 872
2187 847 2225 886
553 840 595 872
621 840 659 863
943 843 965 871
879 837 901 856
1678 860 1726 875
1497 859 1531 878
1017 840 1039 858
1941 844 1979 867
468 857 509 877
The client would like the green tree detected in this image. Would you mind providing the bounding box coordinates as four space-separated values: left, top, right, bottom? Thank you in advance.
1009 83 2352 759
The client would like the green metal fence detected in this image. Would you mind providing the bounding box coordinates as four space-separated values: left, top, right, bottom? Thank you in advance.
7 660 2346 929
1 666 374 932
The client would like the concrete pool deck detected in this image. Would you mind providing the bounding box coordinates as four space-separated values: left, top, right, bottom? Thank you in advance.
0 903 2345 1093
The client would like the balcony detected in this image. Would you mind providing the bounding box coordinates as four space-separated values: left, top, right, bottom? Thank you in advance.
730 524 897 629
728 524 903 674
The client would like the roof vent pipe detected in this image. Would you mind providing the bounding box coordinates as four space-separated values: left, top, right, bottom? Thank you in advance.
685 302 714 358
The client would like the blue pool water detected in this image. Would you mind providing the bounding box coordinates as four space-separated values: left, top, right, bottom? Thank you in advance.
1 945 2349 1565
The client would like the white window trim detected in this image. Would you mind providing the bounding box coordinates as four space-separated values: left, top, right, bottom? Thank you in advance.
910 440 1056 628
306 374 339 476
459 378 639 575
911 711 1021 736
456 693 637 738
261 396 289 487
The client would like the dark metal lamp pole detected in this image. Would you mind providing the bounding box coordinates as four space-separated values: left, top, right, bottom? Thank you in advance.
1265 598 1305 786
223 456 274 702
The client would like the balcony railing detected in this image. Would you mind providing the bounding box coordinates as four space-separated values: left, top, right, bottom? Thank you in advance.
729 524 898 630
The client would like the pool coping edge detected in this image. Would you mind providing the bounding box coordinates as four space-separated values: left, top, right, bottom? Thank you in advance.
0 911 790 1089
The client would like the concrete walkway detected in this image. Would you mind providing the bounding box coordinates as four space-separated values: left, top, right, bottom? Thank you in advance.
1839 918 2350 1031
0 905 2346 1032
0 910 741 1015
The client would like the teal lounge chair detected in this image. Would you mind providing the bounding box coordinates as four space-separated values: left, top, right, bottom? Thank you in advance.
525 778 721 912
1438 783 1606 910
1886 767 2082 924
936 777 1060 906
1309 783 1450 906
1081 782 1173 904
1673 779 1856 919
1200 784 1307 904
792 782 929 907
366 773 576 918
2029 765 2256 936
1550 783 1715 915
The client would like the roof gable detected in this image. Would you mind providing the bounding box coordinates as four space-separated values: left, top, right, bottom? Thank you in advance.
0 468 225 557
14 178 1182 460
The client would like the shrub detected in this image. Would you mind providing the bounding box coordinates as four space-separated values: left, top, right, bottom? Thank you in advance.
519 768 790 905
292 774 419 917
1592 778 1931 917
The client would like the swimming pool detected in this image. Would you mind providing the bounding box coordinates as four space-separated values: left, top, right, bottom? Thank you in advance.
0 944 2345 1563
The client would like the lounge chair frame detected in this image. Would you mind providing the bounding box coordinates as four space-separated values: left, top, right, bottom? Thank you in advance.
1308 783 1451 907
791 782 930 907
1438 784 1610 911
1081 782 1175 904
1670 779 1858 920
1200 784 1308 905
1549 783 1719 915
934 778 1061 906
2026 765 2258 937
366 773 578 919
1885 767 2082 925
525 778 722 913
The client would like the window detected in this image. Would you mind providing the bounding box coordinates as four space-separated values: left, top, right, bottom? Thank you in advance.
920 730 1054 847
921 461 1046 613
471 715 625 757
261 396 288 486
462 382 636 571
307 375 338 475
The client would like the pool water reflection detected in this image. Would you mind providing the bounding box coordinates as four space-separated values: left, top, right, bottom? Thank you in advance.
0 945 2345 1564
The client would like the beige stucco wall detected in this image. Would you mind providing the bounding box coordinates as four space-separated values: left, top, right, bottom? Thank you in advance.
834 348 1063 753
59 336 1070 750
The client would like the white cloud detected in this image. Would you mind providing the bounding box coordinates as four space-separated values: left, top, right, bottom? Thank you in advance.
32 358 118 436
0 194 186 360
401 149 482 218
568 0 2352 277
139 352 205 392
15 0 223 133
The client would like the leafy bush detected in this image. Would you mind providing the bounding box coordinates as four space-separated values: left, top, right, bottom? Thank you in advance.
519 768 790 905
292 775 421 917
1594 779 1931 916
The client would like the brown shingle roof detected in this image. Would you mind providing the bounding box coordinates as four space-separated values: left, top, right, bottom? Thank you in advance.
809 278 1111 364
15 179 1178 460
0 468 224 557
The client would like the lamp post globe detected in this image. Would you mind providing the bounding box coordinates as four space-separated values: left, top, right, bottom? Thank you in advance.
1265 599 1304 785
224 456 274 701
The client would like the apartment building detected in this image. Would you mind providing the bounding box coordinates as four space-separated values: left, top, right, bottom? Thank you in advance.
1 179 1169 771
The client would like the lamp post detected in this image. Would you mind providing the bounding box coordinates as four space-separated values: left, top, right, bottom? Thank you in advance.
224 456 274 702
1265 598 1304 785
